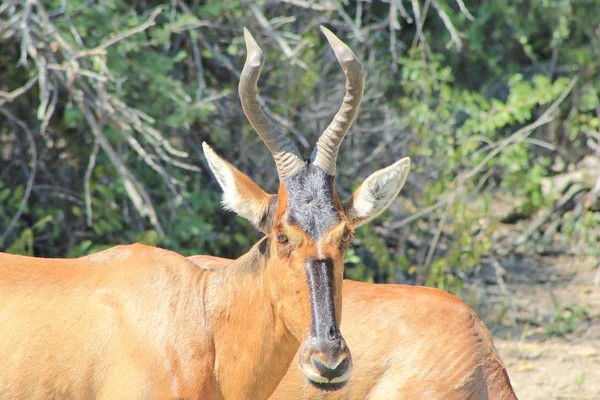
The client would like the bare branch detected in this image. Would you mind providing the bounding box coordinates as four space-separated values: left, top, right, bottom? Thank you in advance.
76 7 163 58
431 0 463 51
0 108 37 246
75 93 165 238
84 140 100 227
395 0 413 23
410 0 432 51
249 3 309 69
0 76 38 106
278 0 337 11
422 188 454 281
336 5 365 43
455 0 475 21
391 76 579 230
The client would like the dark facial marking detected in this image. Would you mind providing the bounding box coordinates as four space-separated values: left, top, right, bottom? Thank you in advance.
305 257 341 341
283 164 341 239
306 380 348 392
257 237 269 256
259 195 278 232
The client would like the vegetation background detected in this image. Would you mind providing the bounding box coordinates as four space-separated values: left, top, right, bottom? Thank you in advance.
1 1 600 396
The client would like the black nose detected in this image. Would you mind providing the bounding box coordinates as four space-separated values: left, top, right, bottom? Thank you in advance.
311 353 351 381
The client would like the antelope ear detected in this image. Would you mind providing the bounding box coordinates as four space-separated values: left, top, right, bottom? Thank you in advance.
344 157 410 228
202 142 277 233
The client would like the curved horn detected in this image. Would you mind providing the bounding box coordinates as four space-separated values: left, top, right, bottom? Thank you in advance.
313 26 365 176
239 28 304 179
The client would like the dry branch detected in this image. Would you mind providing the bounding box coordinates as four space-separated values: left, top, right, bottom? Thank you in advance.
0 108 37 245
1 0 201 235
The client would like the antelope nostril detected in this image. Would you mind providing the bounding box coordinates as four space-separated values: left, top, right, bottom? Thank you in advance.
328 325 336 340
311 354 350 381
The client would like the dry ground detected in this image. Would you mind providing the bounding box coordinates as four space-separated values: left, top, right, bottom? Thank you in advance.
471 254 600 399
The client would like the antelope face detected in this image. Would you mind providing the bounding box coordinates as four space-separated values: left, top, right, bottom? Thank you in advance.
202 26 411 391
271 164 352 389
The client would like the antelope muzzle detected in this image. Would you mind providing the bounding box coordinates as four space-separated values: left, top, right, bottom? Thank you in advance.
299 258 352 390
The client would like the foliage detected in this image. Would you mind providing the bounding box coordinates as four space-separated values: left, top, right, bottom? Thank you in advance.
1 0 599 293
545 304 590 338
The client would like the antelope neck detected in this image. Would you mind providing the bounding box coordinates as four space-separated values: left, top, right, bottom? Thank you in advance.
202 238 271 313
201 239 298 398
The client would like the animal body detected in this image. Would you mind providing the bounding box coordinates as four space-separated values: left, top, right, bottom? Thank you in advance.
271 281 519 400
188 256 518 400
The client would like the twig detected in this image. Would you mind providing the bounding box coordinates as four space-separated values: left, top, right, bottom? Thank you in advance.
0 76 38 106
112 123 183 196
390 199 447 229
336 5 365 42
76 7 163 58
521 137 556 150
431 0 462 51
38 76 58 137
505 182 586 255
2 0 205 243
355 0 363 29
389 0 399 69
84 140 100 227
249 3 309 69
75 93 165 238
46 64 108 82
18 0 34 66
410 0 431 51
33 185 82 205
461 76 578 183
189 31 206 100
61 0 85 47
423 186 456 277
488 256 509 294
278 0 337 11
393 0 413 23
391 76 578 231
0 108 37 246
194 26 239 78
270 16 297 30
455 0 475 21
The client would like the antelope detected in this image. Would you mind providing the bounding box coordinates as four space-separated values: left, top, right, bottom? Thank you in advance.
0 27 411 399
272 280 519 399
187 267 518 400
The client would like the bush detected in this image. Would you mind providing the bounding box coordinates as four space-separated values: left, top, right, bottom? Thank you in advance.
1 0 599 292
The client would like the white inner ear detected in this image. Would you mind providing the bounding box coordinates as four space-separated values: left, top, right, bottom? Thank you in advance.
347 157 410 227
202 142 268 229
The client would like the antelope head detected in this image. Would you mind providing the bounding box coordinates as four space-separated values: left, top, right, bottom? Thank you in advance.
202 26 410 391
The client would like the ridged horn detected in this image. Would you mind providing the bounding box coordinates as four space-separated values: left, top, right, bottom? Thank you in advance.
239 28 304 179
313 26 365 176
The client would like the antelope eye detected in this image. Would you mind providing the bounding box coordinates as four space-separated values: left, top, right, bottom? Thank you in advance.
341 233 351 242
276 234 289 244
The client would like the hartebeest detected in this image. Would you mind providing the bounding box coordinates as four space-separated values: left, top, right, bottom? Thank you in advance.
0 27 410 399
188 262 518 400
272 280 519 400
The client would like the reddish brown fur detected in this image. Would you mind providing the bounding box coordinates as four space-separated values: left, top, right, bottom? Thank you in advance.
275 183 289 221
227 162 277 232
230 164 271 204
188 256 518 400
0 239 337 399
1 245 217 399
